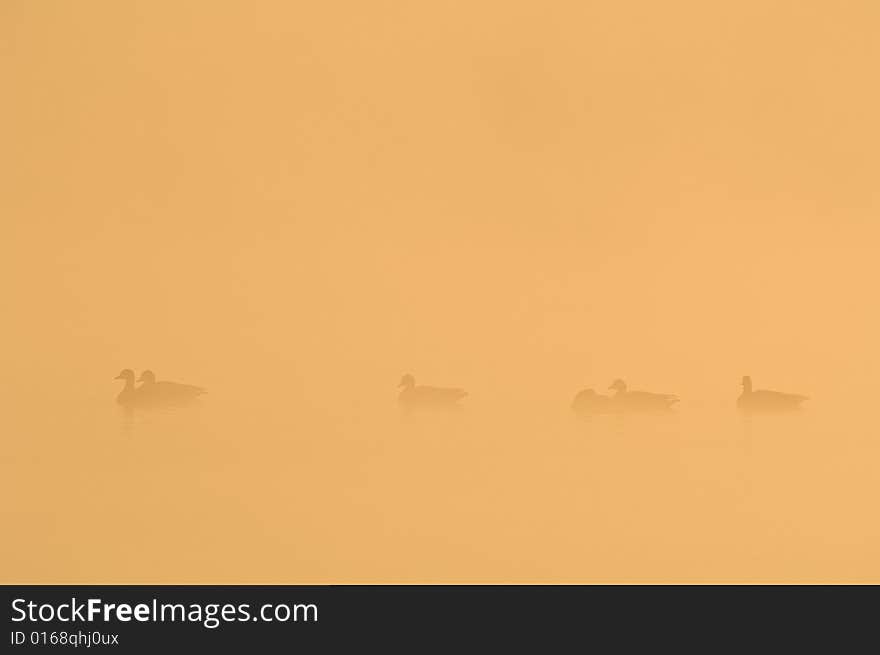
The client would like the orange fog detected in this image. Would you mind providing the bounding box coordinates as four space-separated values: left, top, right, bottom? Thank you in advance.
2 1 879 582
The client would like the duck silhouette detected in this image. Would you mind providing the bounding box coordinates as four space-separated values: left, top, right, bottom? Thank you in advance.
114 369 139 406
571 388 614 415
398 373 467 409
737 376 807 413
608 378 679 412
136 370 206 406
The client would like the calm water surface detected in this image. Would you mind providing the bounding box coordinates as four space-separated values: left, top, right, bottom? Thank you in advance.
3 380 878 583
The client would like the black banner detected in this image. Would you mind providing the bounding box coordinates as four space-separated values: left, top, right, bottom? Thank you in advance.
1 585 875 651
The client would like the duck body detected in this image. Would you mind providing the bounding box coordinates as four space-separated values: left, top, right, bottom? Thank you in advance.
737 376 807 413
398 374 467 410
608 379 678 413
571 389 614 415
134 370 206 407
114 369 139 406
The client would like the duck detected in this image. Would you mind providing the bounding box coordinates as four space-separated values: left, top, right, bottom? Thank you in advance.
737 376 808 413
608 378 679 412
398 373 467 409
571 388 614 415
136 370 206 406
114 369 139 406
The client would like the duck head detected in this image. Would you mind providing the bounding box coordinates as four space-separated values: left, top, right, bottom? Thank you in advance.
741 376 753 393
399 374 415 389
114 369 135 382
137 370 156 385
608 379 627 394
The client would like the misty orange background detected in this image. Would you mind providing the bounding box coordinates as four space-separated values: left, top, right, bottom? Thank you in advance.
2 1 879 582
